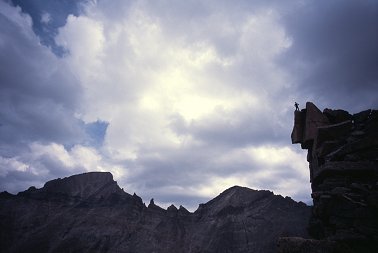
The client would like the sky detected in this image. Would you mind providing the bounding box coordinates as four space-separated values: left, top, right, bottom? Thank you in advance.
1 0 377 211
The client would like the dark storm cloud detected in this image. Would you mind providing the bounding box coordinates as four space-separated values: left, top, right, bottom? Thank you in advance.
0 6 85 150
282 0 378 111
0 2 110 194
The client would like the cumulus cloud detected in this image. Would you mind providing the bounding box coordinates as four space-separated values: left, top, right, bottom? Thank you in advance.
51 0 307 208
0 1 109 195
0 2 84 149
2 0 376 211
0 142 124 193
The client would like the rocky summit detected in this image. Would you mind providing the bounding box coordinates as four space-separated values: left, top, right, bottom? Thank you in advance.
0 172 311 253
289 102 378 252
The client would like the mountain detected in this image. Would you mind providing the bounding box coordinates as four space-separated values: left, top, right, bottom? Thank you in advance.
0 172 311 253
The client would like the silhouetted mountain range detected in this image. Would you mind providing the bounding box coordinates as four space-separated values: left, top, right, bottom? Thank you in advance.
0 172 311 253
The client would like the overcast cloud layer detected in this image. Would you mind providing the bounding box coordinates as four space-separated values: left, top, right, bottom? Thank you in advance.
1 0 377 210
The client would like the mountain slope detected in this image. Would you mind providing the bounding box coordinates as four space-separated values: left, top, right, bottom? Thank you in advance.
0 172 311 253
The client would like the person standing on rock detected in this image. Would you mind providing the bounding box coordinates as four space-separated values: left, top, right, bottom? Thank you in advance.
294 102 299 111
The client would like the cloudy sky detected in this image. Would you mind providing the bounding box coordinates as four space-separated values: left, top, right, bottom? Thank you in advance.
1 0 377 210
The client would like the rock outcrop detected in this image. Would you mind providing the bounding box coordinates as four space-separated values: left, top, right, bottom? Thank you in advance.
0 172 311 253
290 102 378 252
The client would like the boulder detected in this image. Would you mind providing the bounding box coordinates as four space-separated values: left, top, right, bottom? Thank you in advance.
303 102 330 148
352 109 371 124
315 120 353 149
323 108 352 124
291 110 306 144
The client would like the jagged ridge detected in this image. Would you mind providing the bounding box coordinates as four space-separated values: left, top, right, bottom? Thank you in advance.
0 172 311 253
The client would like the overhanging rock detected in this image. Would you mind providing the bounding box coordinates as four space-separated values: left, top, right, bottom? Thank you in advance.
290 102 378 253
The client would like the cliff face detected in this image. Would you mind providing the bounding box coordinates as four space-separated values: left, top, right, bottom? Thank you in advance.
0 172 311 253
291 102 378 252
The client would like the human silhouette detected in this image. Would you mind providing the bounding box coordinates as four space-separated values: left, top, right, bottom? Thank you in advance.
294 102 299 111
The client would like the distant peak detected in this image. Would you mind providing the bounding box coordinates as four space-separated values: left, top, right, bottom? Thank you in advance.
167 204 178 212
44 171 113 188
41 172 118 199
196 185 274 215
67 171 113 181
218 185 272 199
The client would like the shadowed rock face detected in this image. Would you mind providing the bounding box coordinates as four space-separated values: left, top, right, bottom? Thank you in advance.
290 102 378 253
0 172 311 253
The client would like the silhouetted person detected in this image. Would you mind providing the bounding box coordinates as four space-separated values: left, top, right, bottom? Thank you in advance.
294 102 299 111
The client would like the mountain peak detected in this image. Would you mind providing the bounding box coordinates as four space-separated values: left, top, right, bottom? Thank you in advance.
44 171 114 188
23 172 122 200
195 185 276 217
211 185 273 205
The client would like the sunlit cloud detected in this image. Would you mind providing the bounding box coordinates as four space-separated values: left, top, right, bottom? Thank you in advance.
1 0 376 210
